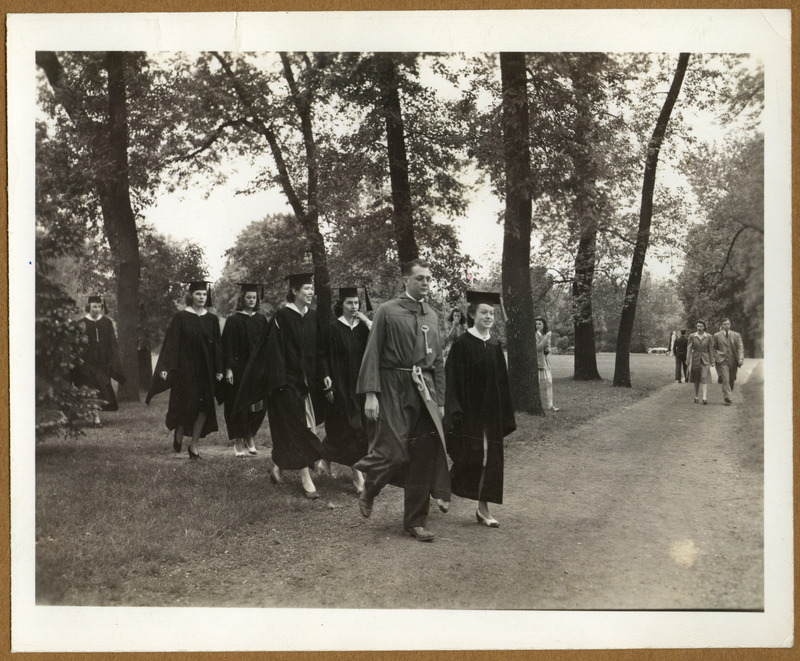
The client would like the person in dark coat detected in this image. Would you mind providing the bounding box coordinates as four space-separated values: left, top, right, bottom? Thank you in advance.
240 272 331 498
318 286 373 494
146 281 223 459
355 258 450 542
673 329 689 383
72 295 125 425
222 283 269 457
444 291 516 527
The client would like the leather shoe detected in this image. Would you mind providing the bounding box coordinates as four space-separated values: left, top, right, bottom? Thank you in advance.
435 498 450 513
724 397 732 406
404 526 435 542
476 509 500 528
358 494 373 518
303 488 320 500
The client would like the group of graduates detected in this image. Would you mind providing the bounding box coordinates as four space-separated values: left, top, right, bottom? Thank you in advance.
136 259 516 542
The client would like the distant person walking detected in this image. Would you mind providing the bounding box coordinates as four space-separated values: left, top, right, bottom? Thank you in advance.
535 316 559 412
72 295 125 426
355 258 451 542
146 281 224 459
712 318 744 406
444 291 516 528
443 306 466 357
221 283 269 457
686 320 714 405
673 329 688 383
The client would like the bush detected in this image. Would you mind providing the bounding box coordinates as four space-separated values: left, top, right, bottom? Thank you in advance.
35 267 102 439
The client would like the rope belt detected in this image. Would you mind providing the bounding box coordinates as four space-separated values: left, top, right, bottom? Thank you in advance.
382 365 446 451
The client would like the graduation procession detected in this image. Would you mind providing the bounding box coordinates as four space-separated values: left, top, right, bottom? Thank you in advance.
24 26 778 639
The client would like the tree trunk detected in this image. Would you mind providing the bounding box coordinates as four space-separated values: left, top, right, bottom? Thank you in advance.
376 53 419 265
500 52 542 415
104 52 141 401
613 53 690 387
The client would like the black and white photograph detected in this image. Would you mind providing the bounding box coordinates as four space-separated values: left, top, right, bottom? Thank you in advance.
8 9 792 653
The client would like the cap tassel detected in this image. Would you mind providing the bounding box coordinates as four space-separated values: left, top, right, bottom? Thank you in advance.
499 296 508 323
362 284 373 312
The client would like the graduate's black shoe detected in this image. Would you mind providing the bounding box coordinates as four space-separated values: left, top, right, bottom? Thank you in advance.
358 494 373 518
703 400 708 405
434 498 450 513
172 430 181 453
404 527 435 542
302 488 320 500
724 397 732 406
187 446 201 460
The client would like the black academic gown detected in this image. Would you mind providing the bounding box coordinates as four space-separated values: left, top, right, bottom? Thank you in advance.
261 305 329 470
322 317 371 467
221 311 269 440
72 315 125 411
444 331 516 504
146 309 223 438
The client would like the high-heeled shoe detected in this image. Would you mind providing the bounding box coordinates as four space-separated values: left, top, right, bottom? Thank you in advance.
703 400 708 405
548 405 560 412
269 466 284 485
246 439 258 455
233 440 245 458
173 429 182 453
187 446 201 460
476 509 500 528
302 488 320 500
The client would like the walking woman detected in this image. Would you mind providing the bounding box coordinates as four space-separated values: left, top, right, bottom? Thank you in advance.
146 281 223 459
241 272 331 498
221 283 269 457
444 291 516 527
535 316 559 412
686 319 715 405
318 286 373 493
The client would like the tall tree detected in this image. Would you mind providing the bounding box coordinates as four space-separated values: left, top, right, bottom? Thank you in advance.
37 51 142 401
375 53 419 263
500 52 542 415
613 53 690 387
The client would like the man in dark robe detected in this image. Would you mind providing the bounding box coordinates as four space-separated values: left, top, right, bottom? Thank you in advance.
72 295 125 425
237 272 331 498
355 259 450 542
444 290 516 527
221 283 269 456
319 286 372 493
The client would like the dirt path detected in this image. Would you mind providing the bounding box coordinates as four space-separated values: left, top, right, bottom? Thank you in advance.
184 360 763 610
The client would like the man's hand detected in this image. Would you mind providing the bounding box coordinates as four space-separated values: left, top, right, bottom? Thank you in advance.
438 406 445 420
364 392 379 420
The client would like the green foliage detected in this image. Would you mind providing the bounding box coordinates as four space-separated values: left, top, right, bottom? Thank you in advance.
677 134 764 356
35 257 102 439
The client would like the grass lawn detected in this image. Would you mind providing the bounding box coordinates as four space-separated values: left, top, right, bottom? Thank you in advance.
35 352 677 606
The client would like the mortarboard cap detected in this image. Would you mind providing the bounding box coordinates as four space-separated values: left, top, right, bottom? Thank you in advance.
236 282 263 295
87 295 103 305
285 272 314 289
337 286 360 299
466 290 501 306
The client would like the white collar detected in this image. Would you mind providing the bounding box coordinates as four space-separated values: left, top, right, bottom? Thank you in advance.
84 314 103 321
237 309 256 316
287 302 307 316
338 315 360 328
468 326 491 342
404 291 425 304
185 306 208 316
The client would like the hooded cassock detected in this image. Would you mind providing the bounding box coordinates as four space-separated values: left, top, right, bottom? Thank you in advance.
355 293 450 528
146 308 223 438
221 310 269 439
444 328 516 504
72 315 125 411
256 304 329 470
322 316 371 466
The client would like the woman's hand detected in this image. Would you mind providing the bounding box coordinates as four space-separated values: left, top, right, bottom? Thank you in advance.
160 370 168 381
364 392 379 420
216 373 223 381
225 368 234 385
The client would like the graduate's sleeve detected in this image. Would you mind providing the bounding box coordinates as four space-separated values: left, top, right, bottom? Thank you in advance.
221 315 235 373
106 318 125 384
146 313 180 403
213 315 223 374
356 303 386 395
443 338 465 430
265 313 288 393
495 341 517 436
316 312 331 388
433 323 446 407
233 320 271 413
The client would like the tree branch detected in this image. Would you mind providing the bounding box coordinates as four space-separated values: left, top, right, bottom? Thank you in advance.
168 118 244 162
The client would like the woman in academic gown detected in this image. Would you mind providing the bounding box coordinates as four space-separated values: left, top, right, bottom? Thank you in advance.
444 291 516 527
221 283 269 457
318 286 372 494
258 272 331 498
146 281 223 459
